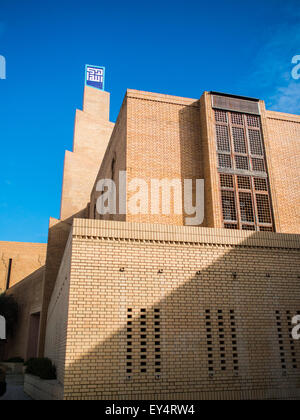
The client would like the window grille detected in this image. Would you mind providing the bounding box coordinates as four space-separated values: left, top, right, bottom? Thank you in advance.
231 112 243 125
215 109 274 231
216 125 230 151
221 190 236 221
248 129 263 155
237 176 251 190
220 174 234 188
259 226 273 232
242 225 255 231
256 194 272 224
247 114 260 128
252 158 265 172
218 153 232 168
239 192 254 222
235 155 249 170
232 127 246 153
254 178 268 191
224 223 238 229
215 110 227 123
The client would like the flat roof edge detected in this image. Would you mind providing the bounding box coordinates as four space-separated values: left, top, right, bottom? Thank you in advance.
210 91 260 102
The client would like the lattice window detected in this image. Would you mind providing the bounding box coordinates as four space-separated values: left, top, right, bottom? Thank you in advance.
242 225 255 230
247 114 260 128
126 308 133 376
218 153 232 168
252 158 265 172
275 310 299 372
154 309 161 376
235 155 249 170
216 125 230 151
126 308 162 378
259 226 273 232
237 176 251 190
231 112 243 125
215 108 273 231
232 127 247 154
248 129 263 155
205 309 239 375
215 110 227 123
239 192 254 222
221 190 236 221
224 223 238 229
254 178 268 191
256 194 272 223
220 174 234 188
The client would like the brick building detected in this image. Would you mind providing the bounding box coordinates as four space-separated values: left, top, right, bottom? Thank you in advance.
1 80 300 400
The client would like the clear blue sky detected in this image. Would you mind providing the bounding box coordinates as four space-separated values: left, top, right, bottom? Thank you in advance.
0 0 299 243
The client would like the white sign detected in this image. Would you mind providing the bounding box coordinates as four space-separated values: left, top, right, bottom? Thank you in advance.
0 315 6 340
0 55 6 80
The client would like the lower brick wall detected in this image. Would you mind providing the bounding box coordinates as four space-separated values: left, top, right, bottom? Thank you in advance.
44 234 72 386
24 374 63 401
56 219 300 400
3 267 44 361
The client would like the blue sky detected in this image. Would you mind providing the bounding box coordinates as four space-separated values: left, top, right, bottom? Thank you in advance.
0 0 299 243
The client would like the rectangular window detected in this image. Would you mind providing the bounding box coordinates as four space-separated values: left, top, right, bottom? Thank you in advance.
248 129 263 156
252 158 265 172
218 153 232 168
214 110 274 231
232 127 247 154
216 125 230 151
221 190 237 221
239 192 254 222
256 194 272 224
235 155 249 170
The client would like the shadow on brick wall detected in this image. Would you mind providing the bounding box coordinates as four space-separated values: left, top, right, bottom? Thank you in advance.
61 231 300 400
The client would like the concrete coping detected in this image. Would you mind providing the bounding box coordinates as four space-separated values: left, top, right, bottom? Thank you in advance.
72 219 300 249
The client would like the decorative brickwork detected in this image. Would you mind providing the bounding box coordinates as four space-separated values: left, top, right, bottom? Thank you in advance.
44 219 300 400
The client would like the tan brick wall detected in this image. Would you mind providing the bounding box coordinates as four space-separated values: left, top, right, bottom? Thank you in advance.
60 86 114 220
265 110 300 233
40 86 115 356
200 92 223 228
0 241 46 293
4 266 44 360
126 90 201 225
90 96 127 221
44 233 72 386
59 219 300 400
88 90 300 233
39 218 72 357
90 90 204 226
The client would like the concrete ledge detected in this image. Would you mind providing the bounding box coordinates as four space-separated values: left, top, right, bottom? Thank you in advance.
126 89 199 107
72 219 300 249
24 374 63 400
0 363 24 374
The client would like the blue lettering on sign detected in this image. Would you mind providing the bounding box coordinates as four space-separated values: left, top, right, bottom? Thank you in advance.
85 65 105 90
